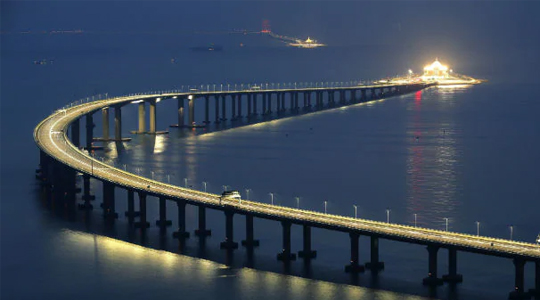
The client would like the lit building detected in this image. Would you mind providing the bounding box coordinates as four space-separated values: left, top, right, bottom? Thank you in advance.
421 58 449 81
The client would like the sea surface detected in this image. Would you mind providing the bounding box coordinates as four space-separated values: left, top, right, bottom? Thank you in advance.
2 2 540 300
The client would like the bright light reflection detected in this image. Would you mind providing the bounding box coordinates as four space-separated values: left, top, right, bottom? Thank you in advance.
153 134 167 154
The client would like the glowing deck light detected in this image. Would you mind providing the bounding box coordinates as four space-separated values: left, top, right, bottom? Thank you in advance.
131 100 144 104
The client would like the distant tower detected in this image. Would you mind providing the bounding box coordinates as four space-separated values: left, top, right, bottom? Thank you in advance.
261 20 271 33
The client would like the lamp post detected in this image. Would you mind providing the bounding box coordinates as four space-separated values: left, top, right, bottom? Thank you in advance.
444 218 449 231
353 205 358 219
222 185 229 192
202 181 207 193
167 174 170 183
151 171 155 180
414 213 417 227
184 178 188 188
295 197 300 209
324 201 327 214
386 208 390 223
246 188 251 200
269 192 274 205
476 221 480 236
509 225 514 240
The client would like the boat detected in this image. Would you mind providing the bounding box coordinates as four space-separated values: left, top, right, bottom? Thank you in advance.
190 44 223 52
288 37 326 48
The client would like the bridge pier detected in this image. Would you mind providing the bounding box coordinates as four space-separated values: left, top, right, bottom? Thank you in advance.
188 96 195 126
204 96 210 124
365 236 385 271
231 94 236 120
214 96 220 123
102 182 117 220
220 210 238 249
85 113 94 150
134 192 150 229
252 94 258 116
114 106 122 140
221 95 227 121
138 102 146 133
194 206 211 237
78 174 94 210
172 199 190 238
281 93 286 112
277 92 282 113
102 107 110 140
71 118 80 148
267 93 272 114
294 92 299 111
298 225 317 259
241 214 259 247
509 258 530 299
277 220 296 261
529 260 540 298
361 89 367 102
262 94 267 115
442 248 463 283
156 197 172 228
423 245 444 286
237 94 242 118
339 90 345 105
124 189 139 222
247 94 252 119
345 232 364 273
149 99 156 133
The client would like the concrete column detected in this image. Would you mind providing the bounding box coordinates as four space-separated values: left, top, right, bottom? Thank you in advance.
221 95 227 121
231 94 236 120
138 102 146 132
253 94 258 115
134 192 150 229
220 210 238 249
247 94 252 118
277 93 282 113
237 94 242 118
195 206 211 236
345 232 364 273
365 236 385 271
102 182 117 220
178 97 186 127
149 100 156 133
156 197 172 228
102 108 109 140
188 97 194 126
262 94 267 115
423 245 443 286
294 93 299 111
204 96 210 124
340 91 346 104
277 221 296 261
267 93 272 113
86 114 94 150
241 214 259 247
508 258 527 299
361 89 367 102
298 225 317 259
114 106 122 140
214 96 220 123
371 89 377 100
307 92 312 108
529 260 540 298
289 93 294 111
79 174 94 210
442 248 463 283
172 199 190 238
71 118 80 147
124 189 139 222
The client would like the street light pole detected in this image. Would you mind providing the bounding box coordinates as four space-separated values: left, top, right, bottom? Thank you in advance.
510 225 514 240
202 181 207 193
476 221 480 236
414 213 417 227
353 205 357 219
386 208 390 223
444 218 449 231
184 178 188 188
246 189 251 200
295 197 300 208
324 201 327 214
270 193 274 205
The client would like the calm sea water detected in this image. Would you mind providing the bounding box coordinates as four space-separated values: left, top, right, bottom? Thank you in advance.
2 2 540 300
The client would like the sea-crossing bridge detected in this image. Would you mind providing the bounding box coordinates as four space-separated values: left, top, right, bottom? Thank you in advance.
34 83 540 300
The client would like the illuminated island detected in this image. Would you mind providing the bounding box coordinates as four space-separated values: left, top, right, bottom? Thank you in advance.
389 58 484 86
